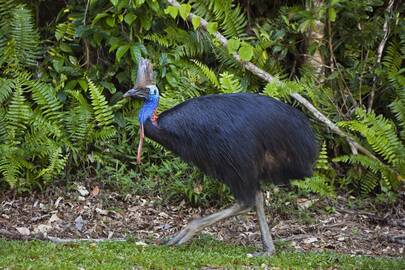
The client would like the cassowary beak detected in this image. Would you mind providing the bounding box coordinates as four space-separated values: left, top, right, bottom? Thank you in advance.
123 88 149 99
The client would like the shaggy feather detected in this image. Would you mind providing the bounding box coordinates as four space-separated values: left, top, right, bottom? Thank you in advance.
143 93 318 204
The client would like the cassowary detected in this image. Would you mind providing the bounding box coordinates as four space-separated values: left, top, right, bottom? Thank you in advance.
124 58 318 255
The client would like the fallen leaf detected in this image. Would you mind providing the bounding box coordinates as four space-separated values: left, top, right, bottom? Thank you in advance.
158 212 169 218
48 213 61 223
297 198 318 209
193 184 203 194
75 215 85 231
16 227 30 236
77 185 89 197
95 208 108 215
91 186 100 197
34 224 52 234
303 237 318 244
54 197 63 208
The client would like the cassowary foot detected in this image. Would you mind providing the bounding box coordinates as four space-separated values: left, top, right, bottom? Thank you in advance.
247 249 275 257
166 203 251 247
165 231 191 246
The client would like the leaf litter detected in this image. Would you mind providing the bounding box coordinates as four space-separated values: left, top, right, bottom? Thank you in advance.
0 186 404 257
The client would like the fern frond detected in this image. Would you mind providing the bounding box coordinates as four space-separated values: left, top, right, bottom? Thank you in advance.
334 154 384 175
0 0 15 31
263 79 304 99
93 127 116 141
292 175 335 197
383 41 404 89
190 0 247 39
390 88 405 140
191 59 219 88
333 154 401 193
87 78 114 128
361 171 379 194
29 110 62 139
55 22 76 41
0 78 14 103
9 5 41 66
215 0 247 38
0 145 22 188
315 142 329 171
338 108 405 165
6 84 31 131
219 72 243 93
28 80 63 121
0 107 7 142
37 145 67 182
65 104 92 144
144 33 172 48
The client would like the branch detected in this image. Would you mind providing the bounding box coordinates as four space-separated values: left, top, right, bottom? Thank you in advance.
367 0 395 111
166 0 380 162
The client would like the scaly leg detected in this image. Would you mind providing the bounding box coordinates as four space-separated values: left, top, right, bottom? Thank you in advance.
255 191 275 255
167 203 251 246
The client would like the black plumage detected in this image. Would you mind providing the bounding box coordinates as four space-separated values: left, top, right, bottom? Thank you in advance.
144 93 318 203
124 58 318 255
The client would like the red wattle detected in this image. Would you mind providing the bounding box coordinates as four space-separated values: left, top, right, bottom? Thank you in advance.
137 124 144 164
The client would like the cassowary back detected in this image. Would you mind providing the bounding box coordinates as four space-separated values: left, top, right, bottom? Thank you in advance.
145 93 318 203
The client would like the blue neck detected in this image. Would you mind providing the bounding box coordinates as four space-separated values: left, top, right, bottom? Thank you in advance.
139 95 159 124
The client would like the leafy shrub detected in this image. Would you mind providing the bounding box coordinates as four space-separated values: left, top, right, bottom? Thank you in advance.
1 0 405 204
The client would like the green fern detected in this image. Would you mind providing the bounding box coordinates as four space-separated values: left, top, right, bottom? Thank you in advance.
6 84 31 131
0 146 22 188
65 103 92 145
0 107 7 142
88 78 114 128
293 175 335 198
0 0 16 31
315 142 329 171
37 145 67 182
191 59 219 88
87 78 116 140
55 22 76 42
144 33 172 48
190 0 247 39
338 108 405 165
0 78 14 103
263 79 304 99
29 80 63 121
384 41 405 140
219 72 243 93
335 107 405 193
9 5 41 67
293 141 335 197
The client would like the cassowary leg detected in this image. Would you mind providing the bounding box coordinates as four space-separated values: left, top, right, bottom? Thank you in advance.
166 203 251 246
255 191 275 255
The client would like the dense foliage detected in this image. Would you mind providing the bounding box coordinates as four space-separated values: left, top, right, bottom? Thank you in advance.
0 0 404 204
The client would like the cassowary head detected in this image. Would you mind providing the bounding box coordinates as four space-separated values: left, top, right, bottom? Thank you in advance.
123 85 159 101
123 57 159 164
123 57 158 101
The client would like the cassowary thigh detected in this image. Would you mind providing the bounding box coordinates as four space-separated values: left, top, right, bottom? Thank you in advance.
216 167 260 205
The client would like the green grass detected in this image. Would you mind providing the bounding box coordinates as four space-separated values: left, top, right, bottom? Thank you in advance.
0 238 403 270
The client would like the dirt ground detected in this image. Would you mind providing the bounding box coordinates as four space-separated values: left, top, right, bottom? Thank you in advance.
1 185 404 257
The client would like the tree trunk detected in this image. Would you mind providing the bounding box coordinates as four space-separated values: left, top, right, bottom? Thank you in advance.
305 0 325 82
